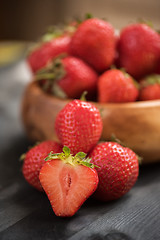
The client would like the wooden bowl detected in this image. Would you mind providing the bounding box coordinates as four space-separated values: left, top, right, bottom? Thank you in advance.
21 81 160 164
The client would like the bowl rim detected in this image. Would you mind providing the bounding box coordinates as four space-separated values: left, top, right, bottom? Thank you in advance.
30 80 160 109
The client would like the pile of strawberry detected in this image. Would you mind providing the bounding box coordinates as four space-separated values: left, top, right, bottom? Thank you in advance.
22 97 139 217
27 17 160 102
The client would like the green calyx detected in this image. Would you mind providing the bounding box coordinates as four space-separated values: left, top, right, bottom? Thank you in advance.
110 134 127 147
41 25 64 42
74 13 93 25
35 54 67 82
119 68 140 89
85 13 93 20
27 26 64 55
137 18 154 29
35 54 67 98
35 60 65 82
141 74 160 88
45 146 96 168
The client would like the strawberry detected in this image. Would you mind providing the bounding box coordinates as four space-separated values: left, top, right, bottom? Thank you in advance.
22 140 63 191
139 74 160 101
36 56 98 100
55 99 103 155
98 69 139 103
39 146 98 217
69 18 116 72
27 35 71 73
117 23 160 79
89 142 139 201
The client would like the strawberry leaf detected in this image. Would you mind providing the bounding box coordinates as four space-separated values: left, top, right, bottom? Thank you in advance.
45 147 98 168
45 151 60 161
63 146 70 157
80 158 99 169
81 161 94 168
75 152 86 160
142 74 160 87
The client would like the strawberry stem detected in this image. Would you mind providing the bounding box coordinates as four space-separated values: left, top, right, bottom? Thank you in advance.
35 73 55 81
19 153 26 161
137 155 143 164
110 134 126 147
80 91 88 101
85 13 93 19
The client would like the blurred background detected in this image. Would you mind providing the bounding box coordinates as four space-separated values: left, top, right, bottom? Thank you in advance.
0 0 159 67
0 0 160 40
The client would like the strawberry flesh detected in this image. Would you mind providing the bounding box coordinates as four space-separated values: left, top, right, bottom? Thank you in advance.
39 159 98 217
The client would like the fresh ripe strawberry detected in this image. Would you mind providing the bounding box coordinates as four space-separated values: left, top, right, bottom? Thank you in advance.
27 35 71 73
22 140 62 191
117 23 160 79
55 99 103 155
36 56 98 100
98 69 139 103
58 56 98 99
89 142 139 201
70 18 116 72
139 74 160 100
39 146 98 217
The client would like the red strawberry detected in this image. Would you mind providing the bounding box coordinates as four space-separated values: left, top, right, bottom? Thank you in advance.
70 18 116 72
117 23 160 79
27 35 71 73
139 74 160 101
55 99 103 155
36 56 98 100
89 142 139 201
22 140 63 191
39 146 98 217
98 69 139 103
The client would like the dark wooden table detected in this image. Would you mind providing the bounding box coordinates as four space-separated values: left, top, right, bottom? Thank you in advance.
1 60 160 240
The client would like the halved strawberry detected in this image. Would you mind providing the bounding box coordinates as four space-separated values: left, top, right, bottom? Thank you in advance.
39 146 99 217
